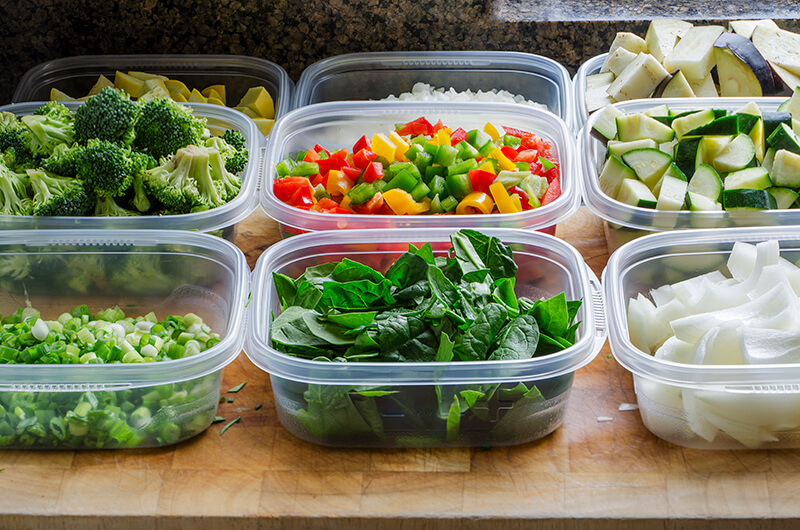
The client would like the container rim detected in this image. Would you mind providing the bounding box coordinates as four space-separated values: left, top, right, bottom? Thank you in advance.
0 101 260 232
260 100 581 233
0 229 250 389
573 53 607 132
579 96 797 233
245 227 606 385
293 50 575 128
604 225 800 389
11 53 294 121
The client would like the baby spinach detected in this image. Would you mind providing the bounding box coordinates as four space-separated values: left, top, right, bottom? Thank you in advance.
269 230 583 445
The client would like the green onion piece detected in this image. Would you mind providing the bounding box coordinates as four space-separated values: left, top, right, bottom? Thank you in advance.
227 397 234 403
219 416 241 436
254 404 262 411
227 382 247 393
212 416 226 423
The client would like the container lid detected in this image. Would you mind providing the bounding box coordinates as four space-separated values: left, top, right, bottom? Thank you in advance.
294 51 575 130
245 227 607 385
0 230 250 390
603 225 800 390
261 100 580 233
580 97 797 232
0 101 260 232
12 54 294 121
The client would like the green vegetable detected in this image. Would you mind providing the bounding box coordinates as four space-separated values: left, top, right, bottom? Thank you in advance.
28 168 94 217
270 229 582 445
227 382 247 393
74 86 140 146
134 97 207 160
219 416 241 436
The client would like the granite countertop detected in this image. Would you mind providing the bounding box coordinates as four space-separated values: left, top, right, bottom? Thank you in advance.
3 0 800 104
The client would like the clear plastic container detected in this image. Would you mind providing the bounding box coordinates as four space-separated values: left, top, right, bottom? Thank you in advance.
11 54 293 123
579 97 794 252
261 101 580 237
245 227 606 448
293 51 575 131
0 229 249 449
604 226 800 449
0 101 260 237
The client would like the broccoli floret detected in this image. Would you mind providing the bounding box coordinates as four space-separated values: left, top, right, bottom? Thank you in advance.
205 134 248 174
130 172 151 213
0 112 36 171
93 195 140 217
27 168 94 217
142 145 203 213
64 254 107 293
208 147 242 202
110 254 174 295
134 97 207 160
33 101 74 122
20 108 75 158
0 254 31 281
77 139 137 197
74 87 140 146
220 129 245 150
40 143 84 177
0 161 33 216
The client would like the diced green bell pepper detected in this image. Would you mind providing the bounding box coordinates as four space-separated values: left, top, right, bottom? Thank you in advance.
427 174 447 199
347 182 377 205
446 172 472 200
434 144 459 167
447 158 478 176
384 169 418 193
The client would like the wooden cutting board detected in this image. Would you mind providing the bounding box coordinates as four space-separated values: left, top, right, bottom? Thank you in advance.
0 207 798 530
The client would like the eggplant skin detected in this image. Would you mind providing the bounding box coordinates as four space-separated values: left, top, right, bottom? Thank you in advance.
714 33 776 96
652 70 678 98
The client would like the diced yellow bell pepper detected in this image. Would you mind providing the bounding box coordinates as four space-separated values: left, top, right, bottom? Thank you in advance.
253 118 274 136
114 71 144 98
427 136 440 146
87 74 114 97
382 189 430 215
388 131 410 161
437 128 451 147
510 194 523 212
483 122 501 141
339 196 353 211
50 88 76 102
456 192 495 215
492 148 516 171
326 170 354 197
188 88 207 103
489 182 521 214
165 79 191 100
138 85 172 102
201 84 227 105
371 133 396 162
237 86 274 119
127 71 169 82
477 161 496 174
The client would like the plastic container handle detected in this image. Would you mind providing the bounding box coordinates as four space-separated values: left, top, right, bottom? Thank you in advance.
724 383 800 394
256 146 267 192
4 382 133 393
587 268 608 353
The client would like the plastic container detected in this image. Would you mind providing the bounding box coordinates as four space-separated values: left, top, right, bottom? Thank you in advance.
294 51 575 131
604 225 800 449
11 54 293 124
0 101 260 237
573 53 793 133
579 97 794 252
261 101 580 237
245 227 606 448
0 229 249 449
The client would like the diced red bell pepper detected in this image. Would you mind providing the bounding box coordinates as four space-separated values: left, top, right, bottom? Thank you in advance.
501 146 519 160
468 169 496 194
317 198 339 210
362 162 384 184
541 174 560 205
501 126 529 138
432 119 445 133
313 144 331 157
317 155 350 174
353 148 378 169
310 173 324 187
330 149 349 160
508 186 534 211
352 135 371 153
513 149 539 163
450 128 467 145
302 149 321 163
529 160 545 176
396 117 434 137
543 164 560 184
352 192 386 215
288 184 314 208
342 166 363 181
274 177 313 203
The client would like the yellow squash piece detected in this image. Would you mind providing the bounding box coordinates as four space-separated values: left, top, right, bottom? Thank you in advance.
188 88 207 103
142 78 168 95
201 85 227 105
172 92 188 103
50 88 76 102
234 106 259 118
127 71 169 82
253 118 274 136
114 71 144 98
138 85 172 102
87 74 114 97
206 97 225 106
237 86 274 119
164 79 191 100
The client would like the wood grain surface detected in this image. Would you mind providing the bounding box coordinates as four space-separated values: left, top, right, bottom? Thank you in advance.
2 207 800 530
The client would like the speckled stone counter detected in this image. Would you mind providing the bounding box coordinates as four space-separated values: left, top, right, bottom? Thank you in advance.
2 1 800 103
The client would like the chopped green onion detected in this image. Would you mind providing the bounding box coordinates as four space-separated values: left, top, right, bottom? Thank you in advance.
219 416 241 436
212 416 226 423
227 382 247 393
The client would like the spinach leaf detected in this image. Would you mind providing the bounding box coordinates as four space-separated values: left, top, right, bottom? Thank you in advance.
272 272 297 310
455 229 518 280
299 262 337 283
492 277 520 318
450 230 488 276
332 258 387 283
393 279 430 302
326 311 378 329
532 292 569 338
491 384 546 439
294 281 323 310
461 303 508 361
435 331 455 362
409 242 436 264
321 279 396 310
446 396 461 442
386 252 429 289
487 315 540 361
297 385 376 438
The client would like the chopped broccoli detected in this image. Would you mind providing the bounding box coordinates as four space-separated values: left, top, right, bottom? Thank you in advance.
40 143 84 177
143 145 203 213
93 195 140 217
134 97 207 160
64 254 107 293
27 168 94 217
0 254 31 281
208 147 242 202
220 129 246 151
110 254 175 295
0 161 33 216
77 139 137 197
205 134 248 174
0 112 36 171
130 172 151 213
20 108 75 157
33 101 74 122
74 86 140 146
